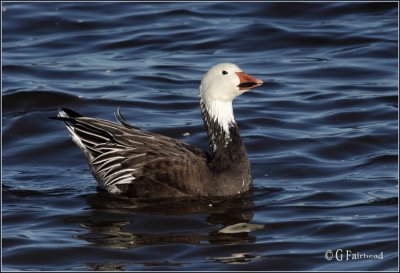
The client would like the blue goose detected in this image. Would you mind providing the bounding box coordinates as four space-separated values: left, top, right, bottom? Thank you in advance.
55 63 263 198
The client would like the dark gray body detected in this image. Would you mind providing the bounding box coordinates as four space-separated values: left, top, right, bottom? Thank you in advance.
57 107 252 198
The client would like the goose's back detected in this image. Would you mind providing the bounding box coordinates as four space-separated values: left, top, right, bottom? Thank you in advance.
59 110 210 197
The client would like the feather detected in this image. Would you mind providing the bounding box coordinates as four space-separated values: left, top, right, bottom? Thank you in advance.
114 107 141 130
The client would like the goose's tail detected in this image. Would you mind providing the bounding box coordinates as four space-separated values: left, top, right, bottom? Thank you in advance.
52 108 142 194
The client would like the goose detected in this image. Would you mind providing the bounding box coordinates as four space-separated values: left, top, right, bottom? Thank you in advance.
55 63 263 198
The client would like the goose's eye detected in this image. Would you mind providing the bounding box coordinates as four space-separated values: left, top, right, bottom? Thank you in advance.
222 71 228 75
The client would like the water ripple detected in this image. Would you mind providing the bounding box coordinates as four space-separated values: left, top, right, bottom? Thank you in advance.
2 2 398 271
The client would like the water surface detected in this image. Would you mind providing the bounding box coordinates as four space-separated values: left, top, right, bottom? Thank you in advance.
2 2 398 271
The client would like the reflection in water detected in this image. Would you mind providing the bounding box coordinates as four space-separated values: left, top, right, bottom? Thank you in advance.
209 252 262 264
218 222 265 234
67 191 264 250
86 262 126 271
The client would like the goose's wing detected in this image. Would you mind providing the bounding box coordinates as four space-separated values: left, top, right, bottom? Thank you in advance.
55 108 208 195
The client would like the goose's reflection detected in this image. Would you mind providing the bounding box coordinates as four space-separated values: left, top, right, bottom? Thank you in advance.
67 190 265 249
66 191 276 249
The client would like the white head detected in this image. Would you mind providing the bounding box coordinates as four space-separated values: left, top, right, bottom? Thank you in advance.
199 63 263 136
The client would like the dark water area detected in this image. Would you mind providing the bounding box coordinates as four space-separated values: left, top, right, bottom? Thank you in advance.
2 2 398 271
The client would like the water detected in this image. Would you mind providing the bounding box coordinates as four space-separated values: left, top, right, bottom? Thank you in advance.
2 2 398 271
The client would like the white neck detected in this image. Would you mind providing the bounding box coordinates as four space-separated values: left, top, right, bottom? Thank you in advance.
202 98 236 135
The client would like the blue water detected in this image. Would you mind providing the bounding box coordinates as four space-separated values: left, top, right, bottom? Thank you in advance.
2 2 398 271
